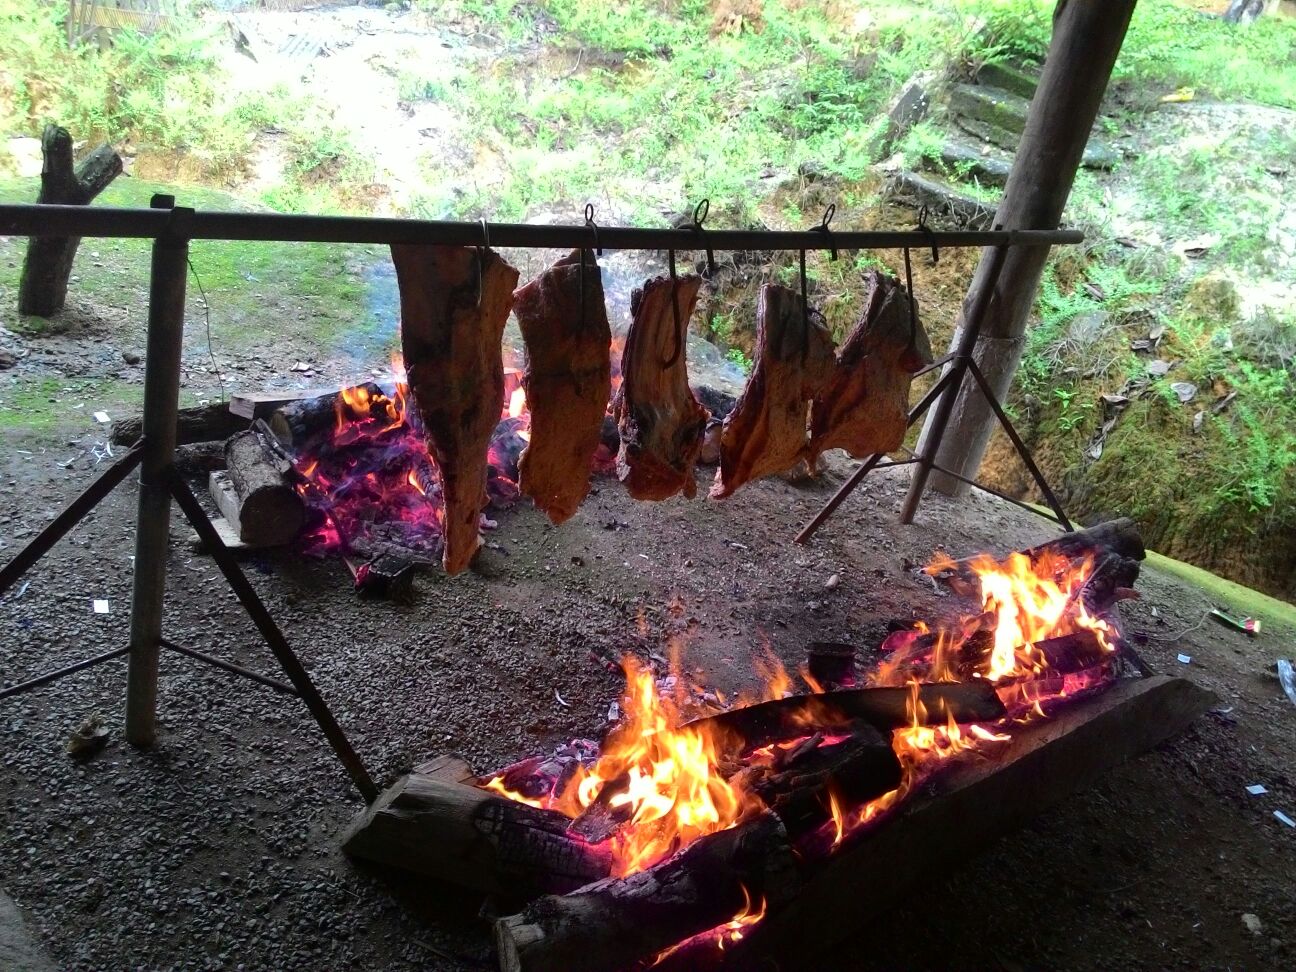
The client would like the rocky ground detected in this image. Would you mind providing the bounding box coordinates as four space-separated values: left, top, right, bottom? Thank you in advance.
1 435 1294 970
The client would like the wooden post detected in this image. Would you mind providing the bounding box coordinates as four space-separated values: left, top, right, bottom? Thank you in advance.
17 125 122 317
913 0 1137 498
125 196 188 747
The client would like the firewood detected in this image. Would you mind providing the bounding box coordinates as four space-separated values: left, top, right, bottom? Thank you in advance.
711 283 836 498
613 274 709 500
513 250 612 524
340 773 612 898
221 429 305 546
18 124 122 317
230 386 346 422
392 244 519 574
806 270 932 467
266 381 388 449
724 676 1215 970
686 681 1005 750
110 401 248 446
494 813 800 972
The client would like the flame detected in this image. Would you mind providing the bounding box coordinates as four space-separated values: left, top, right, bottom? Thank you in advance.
652 884 767 966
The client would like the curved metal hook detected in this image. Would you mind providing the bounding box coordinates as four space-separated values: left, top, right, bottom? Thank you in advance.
815 204 838 261
691 198 715 277
663 249 684 368
584 203 602 256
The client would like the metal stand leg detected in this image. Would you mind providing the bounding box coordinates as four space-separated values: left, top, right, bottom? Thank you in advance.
125 196 189 746
168 471 379 802
900 245 1009 524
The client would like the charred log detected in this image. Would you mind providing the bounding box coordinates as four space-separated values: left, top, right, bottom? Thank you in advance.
722 676 1215 970
340 773 612 898
267 381 388 449
110 401 248 447
613 274 709 500
494 813 800 972
514 250 612 524
686 681 1005 751
711 284 836 498
392 244 519 574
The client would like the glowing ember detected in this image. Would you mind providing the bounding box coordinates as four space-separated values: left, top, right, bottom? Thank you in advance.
652 884 767 965
290 354 527 561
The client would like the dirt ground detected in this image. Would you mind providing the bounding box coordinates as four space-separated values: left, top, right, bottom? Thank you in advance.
1 420 1294 970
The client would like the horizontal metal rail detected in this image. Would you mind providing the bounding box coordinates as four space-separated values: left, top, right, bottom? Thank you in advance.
0 203 1083 251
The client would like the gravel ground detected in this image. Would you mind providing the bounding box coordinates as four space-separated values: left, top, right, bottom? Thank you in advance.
2 440 1294 971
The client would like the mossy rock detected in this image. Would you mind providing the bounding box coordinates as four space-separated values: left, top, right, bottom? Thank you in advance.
1181 273 1242 323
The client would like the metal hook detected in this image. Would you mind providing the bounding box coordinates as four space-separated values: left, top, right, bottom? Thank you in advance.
664 249 684 368
916 205 939 265
815 204 838 261
476 218 491 307
584 203 602 256
692 199 715 277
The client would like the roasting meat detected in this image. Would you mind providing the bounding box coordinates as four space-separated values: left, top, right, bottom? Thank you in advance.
392 244 519 574
807 270 931 466
710 283 836 498
613 274 709 500
513 249 612 524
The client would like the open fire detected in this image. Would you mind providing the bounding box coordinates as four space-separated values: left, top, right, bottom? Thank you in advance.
481 541 1133 963
288 355 531 562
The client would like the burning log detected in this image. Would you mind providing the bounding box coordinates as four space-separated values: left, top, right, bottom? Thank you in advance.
721 676 1215 970
392 244 520 574
806 270 932 467
932 518 1145 598
494 813 800 972
513 250 612 524
687 681 1005 750
613 274 710 500
215 429 305 546
341 773 612 898
267 381 387 449
110 401 248 447
710 283 836 498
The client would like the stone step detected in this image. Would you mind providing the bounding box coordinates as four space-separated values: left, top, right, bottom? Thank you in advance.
930 138 1014 188
948 82 1030 136
884 170 998 230
948 85 1119 171
974 60 1041 100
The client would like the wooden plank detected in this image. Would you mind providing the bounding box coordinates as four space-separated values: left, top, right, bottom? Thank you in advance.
724 675 1215 970
228 387 344 421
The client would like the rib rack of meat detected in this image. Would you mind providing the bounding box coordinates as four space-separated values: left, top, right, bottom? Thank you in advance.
612 274 709 500
710 283 836 498
513 250 612 524
806 269 932 467
391 244 520 574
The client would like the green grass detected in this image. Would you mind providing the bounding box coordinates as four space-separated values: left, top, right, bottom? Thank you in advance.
1145 550 1296 630
0 376 144 432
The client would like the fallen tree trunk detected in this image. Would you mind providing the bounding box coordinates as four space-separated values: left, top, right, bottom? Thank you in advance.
19 125 122 317
341 773 612 898
215 429 305 545
110 401 248 446
495 813 800 972
686 680 1005 750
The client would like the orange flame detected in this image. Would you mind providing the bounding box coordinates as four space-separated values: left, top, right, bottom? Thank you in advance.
652 884 767 965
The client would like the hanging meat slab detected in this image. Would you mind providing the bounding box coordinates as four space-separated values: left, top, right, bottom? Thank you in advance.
612 274 709 500
710 283 837 498
807 270 932 465
513 250 612 525
392 244 519 575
